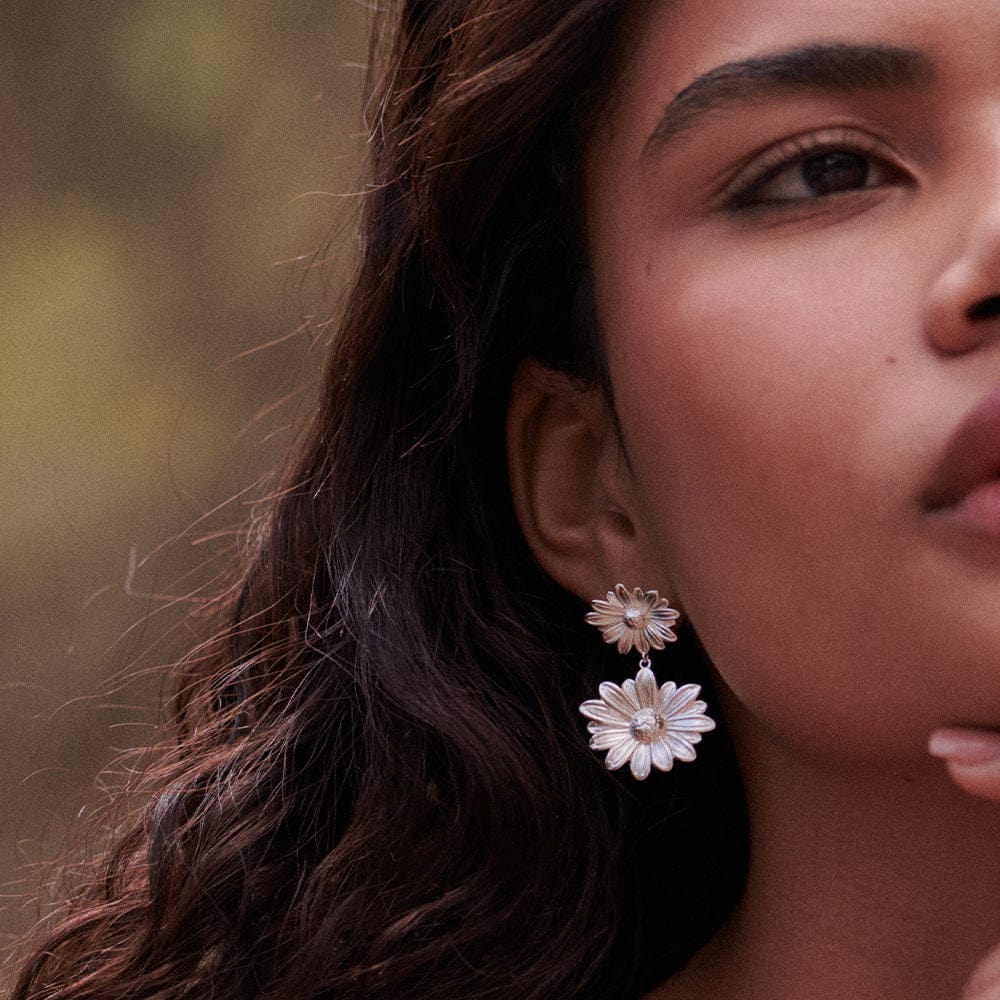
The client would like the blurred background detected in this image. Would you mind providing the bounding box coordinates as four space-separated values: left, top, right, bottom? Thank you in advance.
1 0 368 952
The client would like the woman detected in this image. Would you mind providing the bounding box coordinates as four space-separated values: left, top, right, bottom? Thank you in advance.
11 0 1000 997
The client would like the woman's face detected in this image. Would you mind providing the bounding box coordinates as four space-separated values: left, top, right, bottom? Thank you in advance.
584 0 1000 759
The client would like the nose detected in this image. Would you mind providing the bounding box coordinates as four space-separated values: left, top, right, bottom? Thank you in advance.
925 203 1000 355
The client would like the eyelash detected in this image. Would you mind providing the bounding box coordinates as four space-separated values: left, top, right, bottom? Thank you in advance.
724 128 909 210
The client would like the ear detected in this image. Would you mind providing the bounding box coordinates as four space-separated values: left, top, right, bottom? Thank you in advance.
506 358 649 602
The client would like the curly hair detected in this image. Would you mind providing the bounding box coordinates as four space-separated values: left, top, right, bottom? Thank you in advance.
12 3 748 998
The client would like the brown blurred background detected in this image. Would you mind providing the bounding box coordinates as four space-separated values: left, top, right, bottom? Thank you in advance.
1 0 368 953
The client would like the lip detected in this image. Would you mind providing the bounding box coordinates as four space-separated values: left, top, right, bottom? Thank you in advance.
922 384 1000 534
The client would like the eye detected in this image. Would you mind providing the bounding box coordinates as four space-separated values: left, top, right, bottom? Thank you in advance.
728 132 909 210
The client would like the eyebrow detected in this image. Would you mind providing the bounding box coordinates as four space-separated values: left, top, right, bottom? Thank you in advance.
644 43 934 155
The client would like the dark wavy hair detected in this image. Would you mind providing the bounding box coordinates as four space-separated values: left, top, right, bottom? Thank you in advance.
12 2 748 998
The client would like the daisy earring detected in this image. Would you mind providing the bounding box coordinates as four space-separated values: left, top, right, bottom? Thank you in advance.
579 584 715 780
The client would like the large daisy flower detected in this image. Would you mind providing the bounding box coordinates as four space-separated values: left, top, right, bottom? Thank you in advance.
579 666 716 780
585 584 679 656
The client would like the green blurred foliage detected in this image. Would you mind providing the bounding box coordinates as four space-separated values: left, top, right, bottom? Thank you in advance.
111 2 261 137
0 0 370 950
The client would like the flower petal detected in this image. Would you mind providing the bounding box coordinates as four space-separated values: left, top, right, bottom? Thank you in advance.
589 728 631 751
657 681 677 710
604 738 636 771
586 611 618 631
663 683 702 716
669 715 716 733
635 667 658 707
579 699 626 724
675 699 707 717
586 600 615 618
620 678 638 704
632 631 651 655
668 733 698 762
601 621 627 644
647 620 678 645
651 739 675 772
597 681 638 717
630 743 652 780
645 631 667 651
616 631 636 655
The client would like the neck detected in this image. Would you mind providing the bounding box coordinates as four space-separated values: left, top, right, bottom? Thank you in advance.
655 725 1000 1000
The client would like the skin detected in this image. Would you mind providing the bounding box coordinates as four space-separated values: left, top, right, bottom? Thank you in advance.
507 0 1000 995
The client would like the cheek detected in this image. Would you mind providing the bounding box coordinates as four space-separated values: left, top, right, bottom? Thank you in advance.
596 234 944 754
607 231 910 549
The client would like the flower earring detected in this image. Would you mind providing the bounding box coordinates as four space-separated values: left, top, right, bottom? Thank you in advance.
579 584 715 780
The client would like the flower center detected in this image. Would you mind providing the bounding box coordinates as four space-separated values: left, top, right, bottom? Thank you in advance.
623 607 645 628
629 708 666 744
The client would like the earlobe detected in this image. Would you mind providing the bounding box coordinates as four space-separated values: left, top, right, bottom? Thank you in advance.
506 359 643 601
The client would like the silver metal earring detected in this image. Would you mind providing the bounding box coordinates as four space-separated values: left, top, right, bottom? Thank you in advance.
579 584 715 780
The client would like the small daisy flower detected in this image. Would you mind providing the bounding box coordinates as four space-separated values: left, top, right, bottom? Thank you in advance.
585 584 679 656
579 666 716 780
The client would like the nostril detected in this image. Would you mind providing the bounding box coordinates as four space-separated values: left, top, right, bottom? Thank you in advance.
966 295 1000 321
